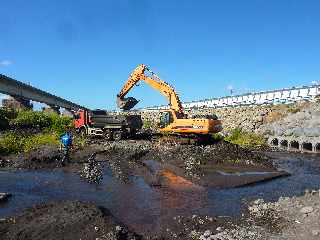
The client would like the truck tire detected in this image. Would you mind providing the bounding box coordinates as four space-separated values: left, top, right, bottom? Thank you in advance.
113 131 122 141
104 130 113 141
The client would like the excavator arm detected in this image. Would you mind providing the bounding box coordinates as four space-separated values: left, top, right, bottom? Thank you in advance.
117 64 184 114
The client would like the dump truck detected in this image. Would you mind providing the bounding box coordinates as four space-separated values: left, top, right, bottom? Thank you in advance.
117 64 222 142
74 109 143 140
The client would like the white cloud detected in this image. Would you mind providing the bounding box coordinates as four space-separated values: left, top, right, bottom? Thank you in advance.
0 60 13 67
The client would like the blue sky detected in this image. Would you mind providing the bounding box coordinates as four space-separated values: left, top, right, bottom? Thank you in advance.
1 0 320 110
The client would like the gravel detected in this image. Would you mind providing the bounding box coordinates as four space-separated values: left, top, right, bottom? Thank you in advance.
203 189 320 240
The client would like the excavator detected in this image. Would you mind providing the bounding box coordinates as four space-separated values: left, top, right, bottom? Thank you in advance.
117 64 222 141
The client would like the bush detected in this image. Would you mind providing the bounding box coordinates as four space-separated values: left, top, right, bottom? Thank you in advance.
212 133 224 141
72 134 87 150
0 132 59 155
10 111 73 135
10 110 51 129
225 128 266 148
287 105 300 114
0 108 17 129
46 113 73 136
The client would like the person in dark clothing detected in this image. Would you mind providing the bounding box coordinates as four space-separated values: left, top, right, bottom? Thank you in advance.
60 131 73 166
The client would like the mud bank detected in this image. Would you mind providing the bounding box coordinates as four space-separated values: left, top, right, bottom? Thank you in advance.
3 141 317 239
101 140 285 188
1 140 282 189
1 152 319 240
0 201 140 240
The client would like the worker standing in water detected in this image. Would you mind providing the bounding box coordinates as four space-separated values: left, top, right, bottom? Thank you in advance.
60 130 73 166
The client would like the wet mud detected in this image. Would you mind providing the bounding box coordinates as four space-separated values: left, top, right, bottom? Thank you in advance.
0 201 140 240
1 140 319 239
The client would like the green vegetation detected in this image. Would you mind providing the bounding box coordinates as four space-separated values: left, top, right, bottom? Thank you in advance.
0 109 75 155
225 128 266 148
287 105 301 114
10 110 73 135
72 134 87 150
211 133 224 141
142 119 153 129
0 132 59 154
0 108 17 129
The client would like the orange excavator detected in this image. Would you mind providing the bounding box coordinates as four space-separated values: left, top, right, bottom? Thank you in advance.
117 64 222 141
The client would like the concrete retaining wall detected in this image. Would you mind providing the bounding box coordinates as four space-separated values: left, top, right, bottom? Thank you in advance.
268 136 320 153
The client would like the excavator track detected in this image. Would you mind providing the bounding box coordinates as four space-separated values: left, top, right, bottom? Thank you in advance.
151 133 213 145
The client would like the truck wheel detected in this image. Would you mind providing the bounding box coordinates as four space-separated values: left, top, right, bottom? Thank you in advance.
113 131 122 141
104 130 113 141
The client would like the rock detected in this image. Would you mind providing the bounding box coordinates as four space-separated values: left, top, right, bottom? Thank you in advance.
203 230 212 237
0 193 12 202
253 199 264 205
312 230 320 236
115 225 122 232
300 206 314 214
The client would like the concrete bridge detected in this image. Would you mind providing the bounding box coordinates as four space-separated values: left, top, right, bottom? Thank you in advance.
0 74 87 113
142 84 320 111
268 136 320 153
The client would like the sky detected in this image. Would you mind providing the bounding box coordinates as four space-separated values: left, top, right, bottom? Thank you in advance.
1 0 320 110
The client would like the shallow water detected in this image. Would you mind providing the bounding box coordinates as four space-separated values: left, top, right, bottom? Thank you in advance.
0 152 320 234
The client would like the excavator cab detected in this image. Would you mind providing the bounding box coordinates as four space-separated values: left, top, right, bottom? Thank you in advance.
159 111 173 128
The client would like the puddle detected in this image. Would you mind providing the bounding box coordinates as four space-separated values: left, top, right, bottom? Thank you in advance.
0 152 320 235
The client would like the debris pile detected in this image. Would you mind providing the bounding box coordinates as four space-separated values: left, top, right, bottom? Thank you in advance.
80 153 103 183
203 189 320 240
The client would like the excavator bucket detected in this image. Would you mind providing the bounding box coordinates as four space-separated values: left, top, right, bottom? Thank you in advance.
117 96 139 111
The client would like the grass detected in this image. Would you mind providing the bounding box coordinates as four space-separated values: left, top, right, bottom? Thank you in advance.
72 134 87 150
0 132 59 155
0 109 76 155
286 105 301 114
211 133 224 141
225 128 266 148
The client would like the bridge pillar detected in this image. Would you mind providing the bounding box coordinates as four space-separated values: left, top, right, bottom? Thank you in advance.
2 96 33 110
42 105 60 114
48 105 60 114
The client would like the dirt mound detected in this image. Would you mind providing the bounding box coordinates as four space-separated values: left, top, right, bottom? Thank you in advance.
147 140 267 164
6 144 61 169
104 140 267 166
0 201 141 240
101 140 273 187
1 144 104 170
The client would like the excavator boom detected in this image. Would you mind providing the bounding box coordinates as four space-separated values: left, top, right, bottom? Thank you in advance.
116 64 223 139
117 64 184 114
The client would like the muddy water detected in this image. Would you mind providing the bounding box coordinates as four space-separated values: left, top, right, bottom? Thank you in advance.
0 166 204 235
1 152 320 235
